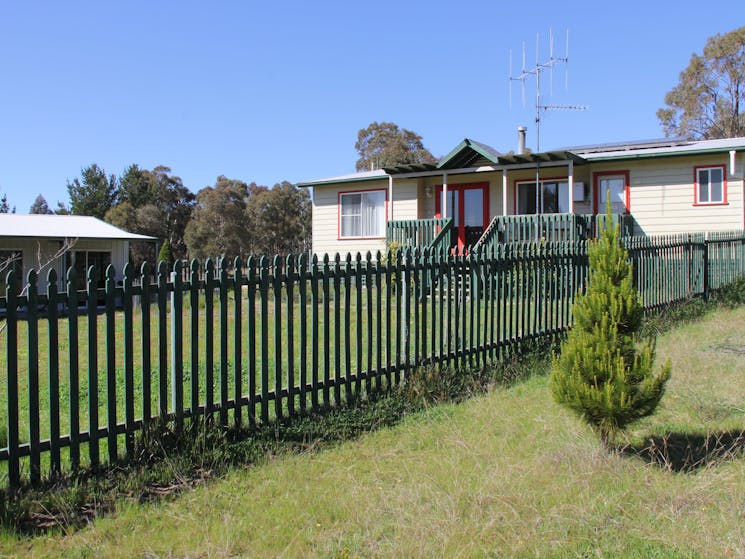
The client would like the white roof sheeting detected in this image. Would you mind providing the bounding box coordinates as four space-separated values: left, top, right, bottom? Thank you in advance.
0 214 156 240
573 137 745 160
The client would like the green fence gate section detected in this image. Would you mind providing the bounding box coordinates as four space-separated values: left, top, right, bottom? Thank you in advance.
2 231 745 487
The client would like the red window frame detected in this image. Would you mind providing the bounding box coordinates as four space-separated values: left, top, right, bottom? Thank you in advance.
693 164 728 206
337 188 389 240
593 170 630 214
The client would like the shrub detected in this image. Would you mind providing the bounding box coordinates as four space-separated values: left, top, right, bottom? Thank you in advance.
550 204 671 447
157 239 175 266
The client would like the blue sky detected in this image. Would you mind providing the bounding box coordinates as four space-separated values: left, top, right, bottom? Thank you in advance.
0 1 741 212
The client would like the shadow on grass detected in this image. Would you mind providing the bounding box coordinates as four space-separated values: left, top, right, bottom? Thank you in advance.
620 430 745 473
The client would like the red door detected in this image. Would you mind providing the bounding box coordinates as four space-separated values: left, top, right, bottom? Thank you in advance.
435 182 489 251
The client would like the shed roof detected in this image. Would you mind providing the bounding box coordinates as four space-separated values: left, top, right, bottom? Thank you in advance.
0 215 156 240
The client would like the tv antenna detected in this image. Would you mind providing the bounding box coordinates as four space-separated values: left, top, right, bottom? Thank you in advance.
509 29 588 153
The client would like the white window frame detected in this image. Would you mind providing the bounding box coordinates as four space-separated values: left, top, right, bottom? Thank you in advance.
338 189 387 239
694 165 726 206
515 179 569 215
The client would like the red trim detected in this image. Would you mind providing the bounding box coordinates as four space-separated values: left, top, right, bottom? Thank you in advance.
693 164 728 206
337 188 388 240
434 181 489 250
592 170 630 214
513 176 569 215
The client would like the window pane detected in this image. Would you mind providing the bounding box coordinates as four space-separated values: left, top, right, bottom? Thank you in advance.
341 215 360 237
710 168 723 202
341 193 361 217
600 178 625 204
518 183 537 214
558 182 569 213
697 169 709 203
449 191 459 226
542 182 559 213
463 189 483 226
361 191 385 237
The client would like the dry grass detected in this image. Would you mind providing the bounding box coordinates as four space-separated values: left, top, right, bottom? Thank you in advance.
3 306 745 558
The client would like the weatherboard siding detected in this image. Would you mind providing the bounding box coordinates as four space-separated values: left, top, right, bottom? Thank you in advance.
613 155 743 235
311 179 392 258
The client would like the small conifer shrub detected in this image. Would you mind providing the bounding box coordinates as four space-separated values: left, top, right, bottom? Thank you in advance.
158 239 175 266
550 206 671 446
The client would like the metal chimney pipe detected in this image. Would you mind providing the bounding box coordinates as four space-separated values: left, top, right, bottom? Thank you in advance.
517 126 527 155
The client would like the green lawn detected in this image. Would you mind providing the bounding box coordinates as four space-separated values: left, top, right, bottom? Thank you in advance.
0 278 569 480
3 304 744 558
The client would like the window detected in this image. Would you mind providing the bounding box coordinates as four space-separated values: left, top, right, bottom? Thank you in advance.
695 165 726 205
0 250 23 294
339 189 386 238
599 177 626 206
65 250 112 291
593 171 629 214
516 180 569 214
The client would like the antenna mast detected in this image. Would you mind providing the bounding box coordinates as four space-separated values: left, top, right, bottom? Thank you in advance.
509 30 587 216
510 29 586 152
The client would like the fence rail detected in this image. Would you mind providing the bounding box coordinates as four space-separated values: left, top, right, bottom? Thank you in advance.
2 231 745 487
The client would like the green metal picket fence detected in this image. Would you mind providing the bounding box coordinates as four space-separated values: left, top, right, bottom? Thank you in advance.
1 231 745 487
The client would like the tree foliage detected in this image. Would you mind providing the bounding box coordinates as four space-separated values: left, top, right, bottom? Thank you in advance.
355 121 436 171
245 181 311 255
184 176 254 260
658 26 745 139
550 206 671 446
67 163 118 219
104 165 194 264
29 194 53 214
0 193 14 214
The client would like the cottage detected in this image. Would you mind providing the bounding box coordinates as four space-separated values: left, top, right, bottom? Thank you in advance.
0 214 155 294
298 135 745 257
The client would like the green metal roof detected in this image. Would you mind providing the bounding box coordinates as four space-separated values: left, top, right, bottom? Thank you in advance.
437 138 501 169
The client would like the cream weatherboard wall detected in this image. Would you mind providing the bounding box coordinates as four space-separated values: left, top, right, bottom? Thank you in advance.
311 179 421 257
308 149 744 257
601 154 744 236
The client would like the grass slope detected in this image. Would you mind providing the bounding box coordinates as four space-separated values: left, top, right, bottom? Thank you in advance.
4 306 745 558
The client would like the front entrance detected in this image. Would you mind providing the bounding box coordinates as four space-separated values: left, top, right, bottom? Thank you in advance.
435 182 489 250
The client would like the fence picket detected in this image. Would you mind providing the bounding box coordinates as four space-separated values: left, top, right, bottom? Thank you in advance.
105 266 118 464
6 271 20 486
122 264 134 458
47 269 61 475
27 271 41 483
67 268 80 471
